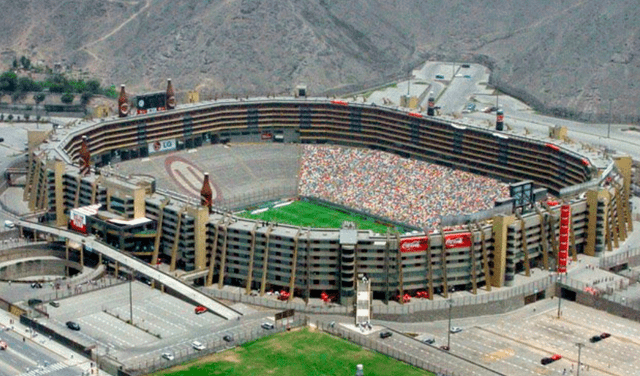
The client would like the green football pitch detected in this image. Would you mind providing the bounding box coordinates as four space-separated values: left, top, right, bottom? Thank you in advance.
153 328 433 376
237 200 403 233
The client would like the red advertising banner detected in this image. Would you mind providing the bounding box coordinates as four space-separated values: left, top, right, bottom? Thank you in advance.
69 210 87 234
558 204 571 273
399 237 429 253
444 233 472 249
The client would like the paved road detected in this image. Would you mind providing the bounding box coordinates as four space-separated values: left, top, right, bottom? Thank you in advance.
0 312 92 376
16 222 242 320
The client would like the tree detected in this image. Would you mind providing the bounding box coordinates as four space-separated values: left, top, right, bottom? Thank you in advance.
7 114 13 121
0 71 18 92
61 92 75 104
12 58 18 69
80 91 93 105
87 80 101 94
24 114 30 121
20 56 31 70
33 93 46 105
18 77 38 92
48 74 70 93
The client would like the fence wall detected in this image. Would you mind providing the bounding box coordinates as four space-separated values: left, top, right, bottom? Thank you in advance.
317 320 461 376
199 287 351 315
558 277 640 322
599 247 640 269
122 315 307 376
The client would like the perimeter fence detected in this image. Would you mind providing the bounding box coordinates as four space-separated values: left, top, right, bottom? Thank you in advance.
200 275 557 319
318 320 462 376
121 315 307 376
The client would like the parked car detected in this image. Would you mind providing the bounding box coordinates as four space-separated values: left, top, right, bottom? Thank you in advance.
49 301 60 308
423 337 436 345
461 64 470 68
590 335 602 343
194 305 207 315
440 345 450 351
31 282 43 288
223 334 234 342
435 74 445 80
0 340 7 350
28 299 43 306
3 220 15 228
600 332 611 339
192 341 205 351
450 327 463 333
261 322 275 330
379 331 392 339
161 352 174 361
66 321 80 331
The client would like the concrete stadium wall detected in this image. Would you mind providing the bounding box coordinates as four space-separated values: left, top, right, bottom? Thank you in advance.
0 257 81 280
24 98 629 303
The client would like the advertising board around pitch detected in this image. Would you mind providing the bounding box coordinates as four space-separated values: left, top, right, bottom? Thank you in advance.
148 139 176 154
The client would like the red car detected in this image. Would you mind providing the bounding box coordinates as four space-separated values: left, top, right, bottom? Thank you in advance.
541 354 562 365
194 305 207 315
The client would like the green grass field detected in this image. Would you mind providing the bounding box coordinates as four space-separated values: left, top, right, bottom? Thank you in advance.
153 328 433 376
237 200 401 233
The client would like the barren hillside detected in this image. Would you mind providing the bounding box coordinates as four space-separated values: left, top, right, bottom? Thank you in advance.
0 0 638 121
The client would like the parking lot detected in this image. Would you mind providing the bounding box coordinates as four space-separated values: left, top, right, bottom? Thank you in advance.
384 299 640 375
43 281 275 366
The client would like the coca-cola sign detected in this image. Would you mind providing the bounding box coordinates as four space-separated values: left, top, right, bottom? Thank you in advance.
444 233 472 249
399 237 429 253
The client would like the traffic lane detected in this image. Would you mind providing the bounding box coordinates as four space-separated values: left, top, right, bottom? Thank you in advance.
438 76 482 114
117 313 273 364
374 330 497 376
458 326 567 376
0 328 65 374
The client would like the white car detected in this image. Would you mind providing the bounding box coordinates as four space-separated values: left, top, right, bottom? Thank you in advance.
3 220 15 228
192 341 205 351
161 352 174 360
450 327 463 333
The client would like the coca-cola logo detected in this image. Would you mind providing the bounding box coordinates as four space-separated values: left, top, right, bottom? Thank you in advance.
446 237 464 246
400 237 428 252
444 234 471 249
120 102 129 115
401 241 423 251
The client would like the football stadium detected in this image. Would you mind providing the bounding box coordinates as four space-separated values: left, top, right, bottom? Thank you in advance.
22 85 633 306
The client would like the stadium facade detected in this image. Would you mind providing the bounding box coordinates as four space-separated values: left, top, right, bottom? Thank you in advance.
24 97 633 305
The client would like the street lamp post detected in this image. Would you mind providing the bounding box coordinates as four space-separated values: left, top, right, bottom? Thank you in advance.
129 268 133 324
576 342 584 376
447 298 453 349
557 272 562 318
607 98 613 138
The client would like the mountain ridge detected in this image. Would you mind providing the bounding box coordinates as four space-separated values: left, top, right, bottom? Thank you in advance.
0 0 638 122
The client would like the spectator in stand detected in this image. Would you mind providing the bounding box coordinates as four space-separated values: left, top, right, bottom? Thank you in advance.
298 145 509 230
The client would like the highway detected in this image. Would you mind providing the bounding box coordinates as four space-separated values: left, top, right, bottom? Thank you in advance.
0 323 86 376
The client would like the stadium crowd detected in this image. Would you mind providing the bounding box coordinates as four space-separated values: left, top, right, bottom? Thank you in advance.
298 145 510 229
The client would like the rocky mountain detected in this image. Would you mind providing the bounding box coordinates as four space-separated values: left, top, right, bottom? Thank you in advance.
0 0 638 122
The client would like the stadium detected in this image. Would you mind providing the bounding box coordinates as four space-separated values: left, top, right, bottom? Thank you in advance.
23 88 633 307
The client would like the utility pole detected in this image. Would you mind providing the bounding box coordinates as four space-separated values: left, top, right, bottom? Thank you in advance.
607 98 613 138
557 272 562 318
447 298 453 349
129 268 133 324
576 342 584 376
